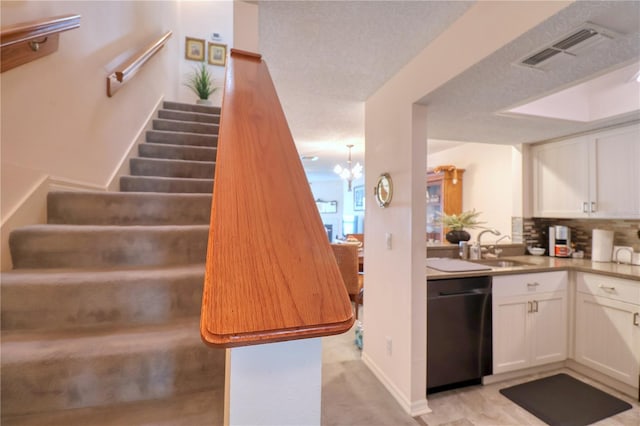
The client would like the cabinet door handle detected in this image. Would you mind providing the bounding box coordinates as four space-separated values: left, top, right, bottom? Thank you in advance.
527 282 540 287
634 313 639 326
591 202 596 213
598 284 616 291
583 202 589 213
533 300 539 313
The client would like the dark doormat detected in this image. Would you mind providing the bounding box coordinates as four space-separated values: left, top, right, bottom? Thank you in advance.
500 373 632 426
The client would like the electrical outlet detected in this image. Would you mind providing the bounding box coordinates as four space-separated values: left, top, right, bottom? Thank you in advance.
386 336 392 355
385 232 392 250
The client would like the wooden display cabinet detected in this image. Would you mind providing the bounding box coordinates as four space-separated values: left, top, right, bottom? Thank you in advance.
426 168 464 243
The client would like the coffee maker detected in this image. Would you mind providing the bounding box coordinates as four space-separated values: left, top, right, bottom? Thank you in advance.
554 225 571 257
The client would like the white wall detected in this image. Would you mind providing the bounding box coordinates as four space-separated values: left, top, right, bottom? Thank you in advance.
176 1 233 106
309 175 365 241
427 141 514 242
0 1 182 269
310 180 344 241
363 1 571 415
0 1 236 270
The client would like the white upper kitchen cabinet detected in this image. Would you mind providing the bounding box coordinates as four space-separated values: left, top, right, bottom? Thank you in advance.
532 123 640 219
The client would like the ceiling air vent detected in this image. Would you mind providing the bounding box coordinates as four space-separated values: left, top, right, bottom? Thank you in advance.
552 28 598 50
521 48 561 67
516 23 617 70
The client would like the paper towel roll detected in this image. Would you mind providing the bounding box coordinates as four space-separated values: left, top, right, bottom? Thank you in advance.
592 229 614 262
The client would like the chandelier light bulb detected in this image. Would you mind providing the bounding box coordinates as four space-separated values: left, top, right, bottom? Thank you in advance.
334 144 363 192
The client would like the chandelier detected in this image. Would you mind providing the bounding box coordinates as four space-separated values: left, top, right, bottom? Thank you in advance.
333 144 363 191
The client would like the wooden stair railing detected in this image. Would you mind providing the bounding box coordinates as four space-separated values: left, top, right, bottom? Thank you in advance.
200 49 354 348
107 31 172 97
1 14 81 73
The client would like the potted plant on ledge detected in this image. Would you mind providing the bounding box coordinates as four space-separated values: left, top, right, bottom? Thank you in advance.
438 209 485 244
185 63 217 105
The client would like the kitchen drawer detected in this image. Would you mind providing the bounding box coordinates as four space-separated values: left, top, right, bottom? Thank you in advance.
493 271 567 298
577 272 640 305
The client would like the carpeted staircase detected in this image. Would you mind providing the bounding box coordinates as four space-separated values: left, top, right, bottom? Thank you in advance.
1 101 225 425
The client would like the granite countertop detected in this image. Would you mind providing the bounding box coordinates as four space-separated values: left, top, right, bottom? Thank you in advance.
426 255 640 281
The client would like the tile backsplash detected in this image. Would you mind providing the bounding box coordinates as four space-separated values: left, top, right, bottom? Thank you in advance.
515 217 640 259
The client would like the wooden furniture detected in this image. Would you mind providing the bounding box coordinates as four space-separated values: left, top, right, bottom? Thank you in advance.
200 50 354 348
1 14 81 73
532 123 640 219
426 168 464 243
574 272 640 388
492 271 568 374
107 31 172 97
346 233 364 246
331 244 363 320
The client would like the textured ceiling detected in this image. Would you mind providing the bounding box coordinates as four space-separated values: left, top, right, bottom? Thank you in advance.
259 1 640 179
420 0 640 145
259 0 474 180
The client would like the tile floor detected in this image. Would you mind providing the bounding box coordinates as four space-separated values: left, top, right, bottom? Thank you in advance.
322 325 640 426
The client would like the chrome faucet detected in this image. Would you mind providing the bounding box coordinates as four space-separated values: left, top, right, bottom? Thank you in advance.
614 247 633 264
476 228 501 259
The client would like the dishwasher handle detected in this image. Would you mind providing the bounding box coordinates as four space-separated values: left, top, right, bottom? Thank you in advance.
437 289 488 297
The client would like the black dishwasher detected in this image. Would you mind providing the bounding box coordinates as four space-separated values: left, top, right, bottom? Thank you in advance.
427 276 492 394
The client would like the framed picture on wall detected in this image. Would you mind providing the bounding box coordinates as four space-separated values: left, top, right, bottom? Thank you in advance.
185 37 205 61
208 42 227 66
354 185 365 211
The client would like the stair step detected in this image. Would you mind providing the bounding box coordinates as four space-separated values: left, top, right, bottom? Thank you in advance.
130 157 215 179
9 225 209 269
1 265 205 332
120 176 213 193
152 119 218 135
139 142 217 162
146 130 218 147
2 389 223 426
163 101 220 115
1 320 225 418
158 109 220 125
48 191 211 225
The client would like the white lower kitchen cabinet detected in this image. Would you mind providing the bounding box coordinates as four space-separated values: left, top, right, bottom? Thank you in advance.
493 271 568 374
574 273 640 388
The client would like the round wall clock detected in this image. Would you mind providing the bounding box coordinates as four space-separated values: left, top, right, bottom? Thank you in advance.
374 173 393 208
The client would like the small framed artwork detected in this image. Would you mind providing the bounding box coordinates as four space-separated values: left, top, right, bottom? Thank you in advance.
208 42 227 67
185 37 205 61
316 200 338 214
354 185 365 211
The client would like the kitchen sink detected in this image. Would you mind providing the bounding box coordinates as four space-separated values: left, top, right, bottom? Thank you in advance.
469 259 534 268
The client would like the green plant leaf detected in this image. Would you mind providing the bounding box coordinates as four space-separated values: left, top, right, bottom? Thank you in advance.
435 209 485 230
184 63 217 100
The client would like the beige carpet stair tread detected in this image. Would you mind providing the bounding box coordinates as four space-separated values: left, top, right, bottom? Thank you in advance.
163 101 220 115
158 108 220 124
145 130 218 147
138 142 217 162
47 191 211 225
2 264 205 331
9 224 209 269
152 119 218 135
129 157 216 179
3 389 223 426
2 318 206 363
2 99 223 422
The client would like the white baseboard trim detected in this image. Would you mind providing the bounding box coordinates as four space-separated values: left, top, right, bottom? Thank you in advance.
361 352 431 417
48 176 107 192
482 361 565 385
566 359 638 399
106 95 164 191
